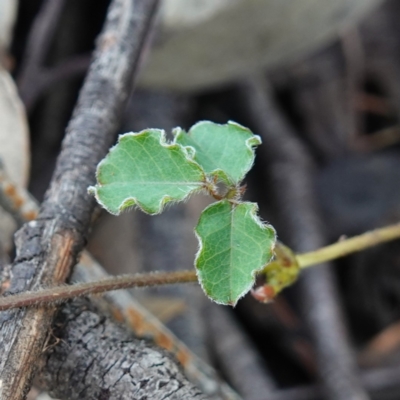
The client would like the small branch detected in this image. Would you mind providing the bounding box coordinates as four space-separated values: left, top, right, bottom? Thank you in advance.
0 159 38 226
297 222 400 268
0 270 197 311
17 0 67 104
22 55 91 111
0 1 160 399
353 125 400 152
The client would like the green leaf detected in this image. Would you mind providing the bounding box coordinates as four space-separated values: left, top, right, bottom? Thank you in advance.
195 200 276 305
89 129 205 215
174 121 261 184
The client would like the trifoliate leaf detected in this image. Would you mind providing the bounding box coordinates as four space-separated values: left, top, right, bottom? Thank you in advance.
195 200 276 305
89 129 205 215
174 121 261 184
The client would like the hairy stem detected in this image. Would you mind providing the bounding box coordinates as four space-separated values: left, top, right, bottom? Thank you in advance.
1 223 400 311
0 270 197 311
297 222 400 268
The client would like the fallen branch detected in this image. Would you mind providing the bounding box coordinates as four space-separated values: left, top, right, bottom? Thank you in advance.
17 0 67 109
38 298 209 400
0 0 159 398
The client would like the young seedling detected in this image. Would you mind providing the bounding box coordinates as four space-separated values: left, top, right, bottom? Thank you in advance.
1 121 400 311
88 121 276 306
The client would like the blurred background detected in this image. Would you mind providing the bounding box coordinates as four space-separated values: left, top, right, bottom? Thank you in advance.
1 0 400 399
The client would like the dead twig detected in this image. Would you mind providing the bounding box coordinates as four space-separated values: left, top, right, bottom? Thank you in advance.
17 0 66 108
20 55 91 111
0 158 38 226
290 44 355 160
0 0 159 398
359 320 400 367
39 298 210 400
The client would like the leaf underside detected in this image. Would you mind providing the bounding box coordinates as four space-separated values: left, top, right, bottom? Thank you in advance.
195 200 276 305
174 121 261 185
89 129 205 215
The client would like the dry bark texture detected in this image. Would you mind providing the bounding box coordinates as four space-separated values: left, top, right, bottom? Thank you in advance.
0 0 159 398
39 299 209 400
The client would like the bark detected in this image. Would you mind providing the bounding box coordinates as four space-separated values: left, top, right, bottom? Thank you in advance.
39 298 208 400
0 0 159 398
70 255 239 400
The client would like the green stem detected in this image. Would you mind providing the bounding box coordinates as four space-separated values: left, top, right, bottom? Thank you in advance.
2 224 400 311
296 223 400 268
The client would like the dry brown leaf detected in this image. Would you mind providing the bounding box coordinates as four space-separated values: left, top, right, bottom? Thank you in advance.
0 68 30 250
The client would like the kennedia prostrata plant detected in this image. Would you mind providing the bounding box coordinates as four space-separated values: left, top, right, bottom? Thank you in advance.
89 121 277 306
